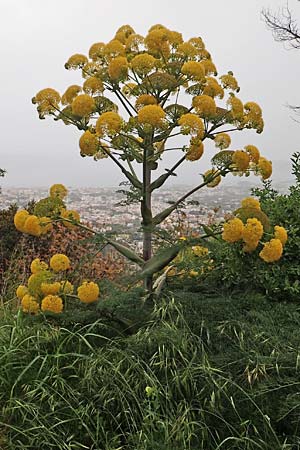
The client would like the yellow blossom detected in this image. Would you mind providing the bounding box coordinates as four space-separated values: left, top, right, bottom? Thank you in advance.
65 54 88 69
186 140 204 161
28 271 52 296
14 210 29 232
79 130 99 156
30 258 48 274
135 94 157 110
242 218 264 247
222 218 244 242
33 88 61 115
145 28 170 56
274 225 288 246
50 254 71 272
178 113 204 137
227 94 244 121
41 282 61 296
21 295 40 314
177 42 199 57
245 145 260 163
131 53 157 75
16 285 29 300
219 72 239 91
41 295 63 314
77 281 99 303
89 42 105 60
259 239 283 262
104 39 125 57
189 270 199 277
257 157 272 180
241 197 261 210
71 94 95 117
137 105 165 127
204 169 222 188
232 150 250 171
39 217 53 234
243 240 260 253
96 111 123 136
214 133 231 150
192 95 216 118
108 56 128 81
50 183 68 199
23 215 42 236
201 59 217 76
203 77 224 99
181 61 205 81
61 85 82 105
83 77 104 95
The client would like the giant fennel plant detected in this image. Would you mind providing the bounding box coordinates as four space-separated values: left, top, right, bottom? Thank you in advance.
17 24 278 292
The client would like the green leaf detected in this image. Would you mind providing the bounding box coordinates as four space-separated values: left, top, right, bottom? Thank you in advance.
107 240 144 267
138 244 182 279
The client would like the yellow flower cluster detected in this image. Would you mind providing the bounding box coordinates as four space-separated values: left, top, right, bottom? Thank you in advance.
96 111 123 136
77 281 99 303
71 94 95 117
214 133 231 150
259 239 283 262
88 42 105 60
232 150 250 172
244 145 260 163
244 102 264 132
137 105 165 127
192 246 209 257
257 157 272 180
186 140 204 161
62 85 82 105
50 254 71 272
242 218 264 252
192 95 216 118
108 56 128 81
181 61 205 81
65 54 88 69
131 53 156 75
135 94 157 110
83 77 104 95
241 197 261 210
61 209 81 229
227 94 244 121
32 88 61 117
79 130 99 156
203 77 224 99
178 114 204 137
222 218 244 243
16 254 99 315
274 225 288 246
50 183 68 199
219 72 239 91
14 210 52 236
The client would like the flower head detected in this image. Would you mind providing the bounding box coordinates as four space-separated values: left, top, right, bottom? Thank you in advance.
71 94 95 117
274 225 288 246
137 105 166 128
16 285 29 300
214 133 231 150
131 53 157 75
96 112 123 136
23 215 42 236
259 239 283 262
108 56 128 81
28 271 52 296
41 295 63 314
242 218 264 247
77 281 99 303
79 130 99 156
14 210 29 232
30 258 48 274
178 113 204 137
257 157 272 180
50 254 71 272
49 183 68 199
222 218 244 242
83 77 104 95
60 280 74 295
232 150 250 172
21 295 40 314
220 72 239 91
65 54 88 69
241 197 261 210
204 169 222 187
135 94 157 110
61 85 82 105
41 282 61 296
61 209 80 228
186 140 204 161
245 145 260 163
89 42 105 60
203 77 224 99
181 61 205 81
192 95 216 118
33 88 61 116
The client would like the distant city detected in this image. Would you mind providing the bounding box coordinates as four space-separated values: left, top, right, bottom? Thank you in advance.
1 180 292 249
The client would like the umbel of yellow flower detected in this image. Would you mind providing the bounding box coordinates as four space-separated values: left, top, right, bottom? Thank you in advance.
23 215 42 236
60 280 74 294
192 246 209 257
257 157 272 180
178 114 204 137
83 77 104 95
16 285 29 300
214 133 231 150
61 209 80 228
28 271 52 296
245 145 260 163
41 295 64 314
14 210 29 232
232 150 250 172
108 56 128 81
204 169 221 188
41 282 61 296
62 85 82 104
21 295 40 314
50 254 71 272
181 61 205 81
192 95 217 118
222 218 244 243
77 281 99 303
50 183 68 199
274 225 288 246
241 197 261 211
71 94 95 117
30 258 48 274
259 238 283 263
131 53 156 75
242 218 264 248
137 105 165 128
79 130 99 156
96 111 123 136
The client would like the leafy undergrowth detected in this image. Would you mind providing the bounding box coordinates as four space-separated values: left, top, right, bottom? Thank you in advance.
0 291 300 449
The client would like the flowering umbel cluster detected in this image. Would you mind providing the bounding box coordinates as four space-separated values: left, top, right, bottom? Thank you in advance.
222 198 288 262
16 254 100 315
14 184 80 236
32 24 272 186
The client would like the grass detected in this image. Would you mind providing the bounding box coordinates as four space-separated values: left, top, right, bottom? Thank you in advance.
0 290 300 449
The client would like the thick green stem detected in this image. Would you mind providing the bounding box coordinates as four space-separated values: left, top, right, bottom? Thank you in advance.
142 144 153 291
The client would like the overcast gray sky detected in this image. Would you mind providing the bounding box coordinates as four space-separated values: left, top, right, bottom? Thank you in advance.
1 0 299 188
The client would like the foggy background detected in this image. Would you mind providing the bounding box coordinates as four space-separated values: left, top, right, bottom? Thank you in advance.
0 0 299 188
